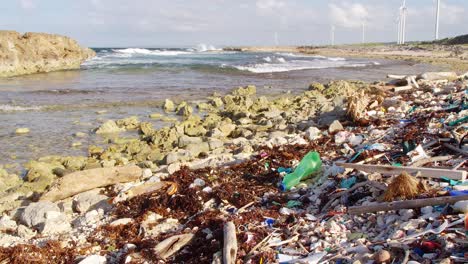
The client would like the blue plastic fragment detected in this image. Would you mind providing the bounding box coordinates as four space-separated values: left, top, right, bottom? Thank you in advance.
340 176 357 189
278 167 293 174
264 218 275 228
449 190 468 196
413 248 424 257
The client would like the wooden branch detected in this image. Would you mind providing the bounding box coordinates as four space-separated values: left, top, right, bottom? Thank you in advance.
223 221 237 264
336 162 466 181
410 156 452 167
393 85 414 92
154 234 194 260
40 165 142 202
348 195 468 215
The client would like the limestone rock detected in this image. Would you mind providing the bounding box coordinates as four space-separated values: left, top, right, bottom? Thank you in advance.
178 135 203 148
110 218 133 226
210 97 224 108
0 31 95 77
40 211 72 235
374 249 391 263
177 103 193 117
116 116 140 130
72 191 110 213
17 225 36 239
305 127 321 141
95 120 124 134
163 99 175 112
20 201 61 228
0 215 17 232
308 82 325 91
232 85 256 96
185 142 210 157
328 120 344 133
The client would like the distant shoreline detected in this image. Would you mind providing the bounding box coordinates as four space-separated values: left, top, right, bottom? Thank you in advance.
224 43 468 71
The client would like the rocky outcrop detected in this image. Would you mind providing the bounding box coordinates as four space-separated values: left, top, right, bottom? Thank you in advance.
0 31 95 77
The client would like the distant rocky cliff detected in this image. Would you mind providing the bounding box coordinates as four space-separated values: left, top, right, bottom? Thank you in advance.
0 31 95 77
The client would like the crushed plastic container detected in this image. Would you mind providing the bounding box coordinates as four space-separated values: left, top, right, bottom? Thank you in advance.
280 151 322 191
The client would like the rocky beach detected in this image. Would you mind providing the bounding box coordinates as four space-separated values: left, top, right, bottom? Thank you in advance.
0 61 467 263
0 30 468 263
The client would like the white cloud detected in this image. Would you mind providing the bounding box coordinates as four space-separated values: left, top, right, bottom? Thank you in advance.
20 0 35 9
441 3 465 24
256 0 285 11
329 2 368 28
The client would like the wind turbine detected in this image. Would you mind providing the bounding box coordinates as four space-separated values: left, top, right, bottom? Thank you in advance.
397 0 407 44
435 0 440 40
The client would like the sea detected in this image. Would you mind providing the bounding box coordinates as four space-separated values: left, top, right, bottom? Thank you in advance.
0 45 443 172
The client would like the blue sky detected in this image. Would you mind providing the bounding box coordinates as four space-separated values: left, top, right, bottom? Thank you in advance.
2 0 467 47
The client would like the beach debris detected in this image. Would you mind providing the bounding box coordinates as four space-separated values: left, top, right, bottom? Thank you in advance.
328 120 344 133
280 151 322 191
336 162 467 180
40 165 142 202
223 221 237 264
383 171 428 202
374 249 392 263
348 195 468 214
154 233 194 260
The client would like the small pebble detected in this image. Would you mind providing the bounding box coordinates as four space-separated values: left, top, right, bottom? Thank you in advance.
374 249 391 263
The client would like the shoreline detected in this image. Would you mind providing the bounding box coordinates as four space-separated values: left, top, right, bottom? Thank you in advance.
0 70 467 262
224 44 468 71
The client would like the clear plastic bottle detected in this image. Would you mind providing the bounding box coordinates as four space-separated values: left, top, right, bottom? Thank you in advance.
280 151 322 191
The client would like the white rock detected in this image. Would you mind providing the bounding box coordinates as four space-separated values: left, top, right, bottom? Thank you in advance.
17 225 36 239
0 234 22 247
0 215 17 231
142 168 152 179
328 120 343 133
305 127 321 141
73 191 110 213
334 131 353 144
78 255 107 264
20 201 61 228
40 212 72 235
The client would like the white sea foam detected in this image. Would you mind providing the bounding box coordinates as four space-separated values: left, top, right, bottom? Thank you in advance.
113 48 192 56
234 59 375 73
195 44 221 52
0 104 42 112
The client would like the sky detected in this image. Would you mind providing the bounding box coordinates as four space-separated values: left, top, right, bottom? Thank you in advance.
1 0 467 47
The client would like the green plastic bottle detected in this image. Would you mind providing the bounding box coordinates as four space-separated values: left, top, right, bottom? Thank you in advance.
280 151 322 191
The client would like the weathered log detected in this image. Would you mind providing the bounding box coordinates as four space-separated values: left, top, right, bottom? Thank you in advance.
393 85 414 92
40 165 142 202
418 72 458 81
336 162 466 180
154 233 194 260
348 195 468 214
223 221 237 264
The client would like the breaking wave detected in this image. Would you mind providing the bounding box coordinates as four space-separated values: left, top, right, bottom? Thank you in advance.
0 104 43 112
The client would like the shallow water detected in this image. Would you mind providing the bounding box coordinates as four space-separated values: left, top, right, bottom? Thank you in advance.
0 48 444 172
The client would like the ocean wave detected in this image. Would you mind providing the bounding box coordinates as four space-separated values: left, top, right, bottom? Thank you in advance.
233 60 376 73
0 104 42 112
195 44 221 52
113 48 192 56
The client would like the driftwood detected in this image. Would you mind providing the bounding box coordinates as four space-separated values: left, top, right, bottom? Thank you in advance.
124 181 176 199
336 162 466 181
223 221 237 264
410 156 452 167
40 165 142 202
348 195 468 214
393 85 414 92
154 233 194 260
